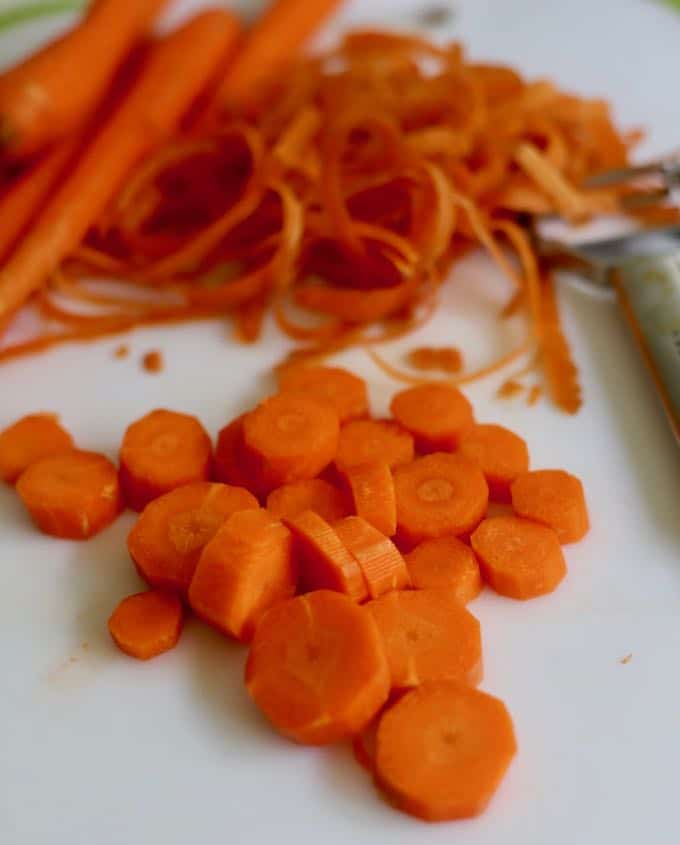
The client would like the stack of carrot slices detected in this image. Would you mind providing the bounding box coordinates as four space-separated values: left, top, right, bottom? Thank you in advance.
0 365 590 823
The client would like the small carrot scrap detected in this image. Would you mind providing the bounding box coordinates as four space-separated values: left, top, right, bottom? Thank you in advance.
334 516 411 599
366 589 482 690
471 515 567 599
620 653 633 665
390 383 474 452
245 589 390 745
266 477 350 523
278 365 369 424
407 346 463 374
540 273 583 414
108 590 183 661
16 450 121 539
128 481 258 593
114 344 130 359
189 508 296 642
457 423 529 503
527 384 543 406
405 536 482 604
511 468 589 543
342 461 397 537
497 379 524 400
142 350 164 373
335 419 414 472
374 681 517 821
0 412 74 484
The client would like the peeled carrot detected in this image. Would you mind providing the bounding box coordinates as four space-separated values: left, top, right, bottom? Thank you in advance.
16 450 121 539
393 453 489 549
245 589 390 744
278 365 369 424
335 419 414 472
458 423 529 502
374 681 517 821
405 536 482 604
266 477 350 523
0 412 74 484
366 589 482 690
189 508 296 642
214 414 260 493
119 409 212 512
128 482 258 593
471 515 567 599
334 516 410 599
342 460 396 537
390 383 474 452
511 469 589 543
108 589 183 661
353 714 381 773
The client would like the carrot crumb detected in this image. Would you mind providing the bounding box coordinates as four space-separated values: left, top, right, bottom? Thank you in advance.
142 350 164 373
406 346 463 374
497 379 523 399
114 344 129 359
620 653 632 665
527 385 543 406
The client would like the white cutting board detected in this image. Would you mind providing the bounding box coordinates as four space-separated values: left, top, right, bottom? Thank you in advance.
1 1 680 843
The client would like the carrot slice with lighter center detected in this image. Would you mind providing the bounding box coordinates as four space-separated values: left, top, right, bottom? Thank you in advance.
334 516 410 599
335 419 414 472
390 383 474 452
267 478 350 523
278 365 369 423
108 590 183 661
405 536 482 604
511 468 589 543
0 413 74 484
458 423 529 502
342 461 396 536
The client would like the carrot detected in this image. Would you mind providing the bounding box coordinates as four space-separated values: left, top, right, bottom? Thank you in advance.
0 10 243 322
390 383 474 452
245 589 390 744
335 419 414 472
405 536 482 604
0 412 74 484
16 449 121 539
278 365 369 424
393 453 489 549
374 680 517 821
214 414 260 493
108 590 183 661
365 589 482 690
284 509 367 602
471 515 567 599
353 714 381 773
119 409 213 512
457 423 529 502
128 482 259 594
342 461 396 537
511 469 589 544
266 477 350 523
189 508 296 642
334 516 410 599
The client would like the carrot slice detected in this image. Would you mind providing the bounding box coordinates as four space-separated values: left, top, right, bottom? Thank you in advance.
119 409 212 511
457 423 529 502
284 510 367 602
511 469 589 543
245 589 390 745
108 590 183 661
189 508 296 642
214 414 263 494
278 365 369 424
128 481 258 594
353 714 381 772
335 419 414 472
390 383 474 452
374 681 517 821
0 412 74 484
266 478 350 523
334 516 410 599
405 536 482 604
342 461 396 536
16 450 121 539
393 453 489 549
471 515 567 599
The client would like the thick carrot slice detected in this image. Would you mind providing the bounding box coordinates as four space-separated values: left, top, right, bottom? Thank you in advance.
342 461 396 536
458 423 529 502
128 481 258 594
366 589 482 690
189 508 296 642
214 414 263 494
266 477 350 523
119 409 212 511
0 412 74 484
108 590 183 661
375 681 517 821
334 516 410 599
390 383 474 452
335 419 414 472
511 469 589 543
353 715 380 772
16 450 121 539
393 453 489 549
405 536 482 604
284 510 367 602
278 365 369 424
471 515 567 599
245 589 390 744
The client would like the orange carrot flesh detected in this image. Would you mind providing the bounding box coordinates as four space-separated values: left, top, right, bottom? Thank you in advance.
266 477 350 523
511 469 589 543
128 482 258 594
108 589 183 661
374 681 517 821
335 419 414 472
390 383 474 452
188 508 296 642
214 414 260 493
366 589 482 690
119 409 213 512
334 516 410 599
471 515 567 599
405 536 482 604
278 365 369 424
457 423 529 503
342 460 396 537
393 453 489 549
245 589 390 745
0 412 74 484
16 450 121 539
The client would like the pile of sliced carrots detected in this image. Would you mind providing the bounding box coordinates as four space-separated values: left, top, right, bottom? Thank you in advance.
0 364 590 823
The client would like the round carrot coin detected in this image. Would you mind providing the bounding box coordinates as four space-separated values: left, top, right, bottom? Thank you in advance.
0 413 74 484
405 536 482 604
108 590 183 660
335 419 414 472
390 383 474 452
278 365 369 423
267 478 350 523
458 423 529 502
511 469 589 543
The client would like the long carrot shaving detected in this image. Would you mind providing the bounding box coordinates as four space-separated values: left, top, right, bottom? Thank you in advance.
539 272 583 414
